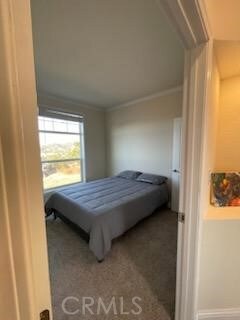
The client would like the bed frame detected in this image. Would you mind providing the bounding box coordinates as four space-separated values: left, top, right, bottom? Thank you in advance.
52 209 106 262
52 209 90 243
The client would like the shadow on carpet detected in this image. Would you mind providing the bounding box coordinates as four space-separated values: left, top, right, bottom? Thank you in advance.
46 208 177 320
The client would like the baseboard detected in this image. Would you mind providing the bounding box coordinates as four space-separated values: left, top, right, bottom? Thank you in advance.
197 308 240 320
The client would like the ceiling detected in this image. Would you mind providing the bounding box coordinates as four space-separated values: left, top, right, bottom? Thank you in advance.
214 41 240 80
31 0 184 108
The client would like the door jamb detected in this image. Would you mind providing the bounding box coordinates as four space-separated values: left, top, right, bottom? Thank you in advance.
160 1 212 320
178 41 212 320
0 0 52 319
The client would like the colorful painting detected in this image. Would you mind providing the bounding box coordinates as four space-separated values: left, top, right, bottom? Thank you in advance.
211 172 240 207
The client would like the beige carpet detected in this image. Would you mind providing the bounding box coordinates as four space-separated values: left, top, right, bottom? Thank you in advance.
46 208 177 320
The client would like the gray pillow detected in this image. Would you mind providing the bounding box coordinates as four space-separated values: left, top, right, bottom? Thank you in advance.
136 173 167 185
117 170 142 180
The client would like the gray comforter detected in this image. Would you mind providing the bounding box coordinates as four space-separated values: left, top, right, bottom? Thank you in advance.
45 177 168 260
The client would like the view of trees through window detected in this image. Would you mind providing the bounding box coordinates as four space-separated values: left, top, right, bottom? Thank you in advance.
38 116 84 189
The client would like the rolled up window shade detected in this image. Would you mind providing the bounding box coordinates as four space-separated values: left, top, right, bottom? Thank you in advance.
38 107 83 123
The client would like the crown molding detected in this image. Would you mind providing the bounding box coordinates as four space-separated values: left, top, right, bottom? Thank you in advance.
157 0 210 49
107 86 183 112
37 92 104 112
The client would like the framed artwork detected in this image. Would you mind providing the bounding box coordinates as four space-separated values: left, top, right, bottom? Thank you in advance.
211 172 240 207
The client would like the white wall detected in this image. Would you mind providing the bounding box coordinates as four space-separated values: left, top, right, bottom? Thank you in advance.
106 89 182 180
204 0 240 41
38 94 106 181
198 220 240 310
198 57 240 313
215 76 240 171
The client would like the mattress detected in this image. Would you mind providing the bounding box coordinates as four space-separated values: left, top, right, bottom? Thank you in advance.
45 176 169 260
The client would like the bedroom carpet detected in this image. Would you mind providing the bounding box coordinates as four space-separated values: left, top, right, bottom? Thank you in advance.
46 208 177 320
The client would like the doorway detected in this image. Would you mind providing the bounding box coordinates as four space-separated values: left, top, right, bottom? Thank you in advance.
2 0 210 319
32 1 184 319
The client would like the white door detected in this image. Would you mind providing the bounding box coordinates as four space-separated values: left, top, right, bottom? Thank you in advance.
171 118 182 212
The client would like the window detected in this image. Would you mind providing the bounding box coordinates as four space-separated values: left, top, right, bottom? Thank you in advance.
38 111 85 190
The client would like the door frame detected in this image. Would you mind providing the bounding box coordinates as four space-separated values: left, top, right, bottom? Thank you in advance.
160 2 212 319
176 42 212 320
171 117 182 212
0 0 52 319
0 0 211 319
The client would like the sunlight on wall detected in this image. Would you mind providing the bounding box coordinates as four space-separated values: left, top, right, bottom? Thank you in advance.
206 75 240 219
198 53 240 312
215 76 240 171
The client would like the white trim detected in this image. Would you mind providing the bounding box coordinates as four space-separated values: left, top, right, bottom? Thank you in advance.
197 308 240 320
173 27 211 320
37 92 104 112
177 42 212 320
174 50 190 320
158 2 211 320
197 0 212 38
0 0 52 319
194 39 214 319
107 86 183 111
0 139 20 319
159 0 210 49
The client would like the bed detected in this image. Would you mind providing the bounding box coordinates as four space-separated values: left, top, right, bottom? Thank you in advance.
45 172 169 261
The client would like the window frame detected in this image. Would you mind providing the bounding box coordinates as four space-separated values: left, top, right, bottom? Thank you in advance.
38 109 86 190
